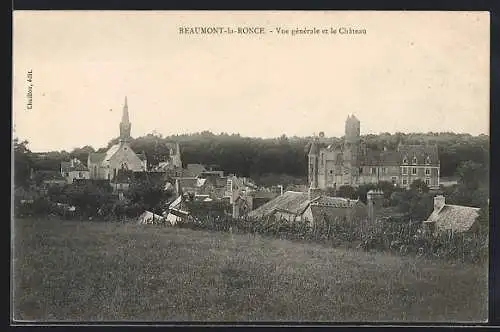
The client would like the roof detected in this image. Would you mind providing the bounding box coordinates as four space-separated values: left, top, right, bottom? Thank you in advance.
360 150 401 166
426 204 480 232
186 164 207 176
104 143 121 162
88 153 106 163
136 153 147 161
177 177 200 189
61 161 89 172
248 191 310 218
203 174 228 187
310 196 363 208
397 144 439 166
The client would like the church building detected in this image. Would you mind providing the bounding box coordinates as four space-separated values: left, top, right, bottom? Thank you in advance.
88 97 147 180
308 115 440 191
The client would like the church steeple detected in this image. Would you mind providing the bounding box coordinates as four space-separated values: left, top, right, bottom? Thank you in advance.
119 96 131 142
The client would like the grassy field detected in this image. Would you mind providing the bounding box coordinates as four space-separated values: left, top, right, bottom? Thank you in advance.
12 217 488 322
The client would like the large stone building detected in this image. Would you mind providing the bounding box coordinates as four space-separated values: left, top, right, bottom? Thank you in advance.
308 115 440 190
88 97 148 180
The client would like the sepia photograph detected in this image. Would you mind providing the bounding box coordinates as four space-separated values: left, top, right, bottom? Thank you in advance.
12 11 489 323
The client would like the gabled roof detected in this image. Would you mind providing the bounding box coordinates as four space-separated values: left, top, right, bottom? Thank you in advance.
247 191 310 218
397 144 439 166
426 204 480 232
88 153 106 163
104 143 121 162
61 161 89 172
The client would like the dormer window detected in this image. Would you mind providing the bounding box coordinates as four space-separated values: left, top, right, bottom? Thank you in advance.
425 156 431 165
412 157 418 165
403 157 408 164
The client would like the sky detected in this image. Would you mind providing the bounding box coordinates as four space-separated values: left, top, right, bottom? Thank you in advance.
13 11 489 152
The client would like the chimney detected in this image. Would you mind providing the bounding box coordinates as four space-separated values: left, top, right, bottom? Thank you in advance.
434 195 446 211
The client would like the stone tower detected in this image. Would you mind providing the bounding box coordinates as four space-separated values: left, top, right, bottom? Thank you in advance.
119 96 131 142
308 136 322 200
344 115 361 183
308 137 320 188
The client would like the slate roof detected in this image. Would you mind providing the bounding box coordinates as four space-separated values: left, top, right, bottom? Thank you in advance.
203 175 228 188
61 161 89 172
177 177 201 190
397 144 439 166
186 164 207 177
310 196 362 208
426 204 480 233
88 153 106 163
247 191 310 218
360 150 401 166
104 144 121 162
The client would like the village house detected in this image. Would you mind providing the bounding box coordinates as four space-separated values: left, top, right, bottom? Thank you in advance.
60 158 90 184
247 190 368 228
308 115 440 190
423 195 481 234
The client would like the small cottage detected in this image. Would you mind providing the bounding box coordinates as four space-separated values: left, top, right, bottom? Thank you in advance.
423 195 481 234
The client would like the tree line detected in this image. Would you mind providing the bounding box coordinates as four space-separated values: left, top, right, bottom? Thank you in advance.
15 131 489 187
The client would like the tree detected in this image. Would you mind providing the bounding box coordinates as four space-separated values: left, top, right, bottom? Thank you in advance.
410 179 429 194
336 185 358 199
456 160 488 191
13 138 33 188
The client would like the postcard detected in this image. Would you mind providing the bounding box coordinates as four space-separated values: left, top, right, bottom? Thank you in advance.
12 11 490 323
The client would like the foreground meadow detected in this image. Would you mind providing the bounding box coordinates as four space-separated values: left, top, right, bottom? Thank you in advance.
12 217 487 322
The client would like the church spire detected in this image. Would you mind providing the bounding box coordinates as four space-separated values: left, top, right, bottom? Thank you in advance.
119 96 131 142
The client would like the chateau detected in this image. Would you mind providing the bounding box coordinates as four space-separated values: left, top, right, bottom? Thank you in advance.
308 115 440 190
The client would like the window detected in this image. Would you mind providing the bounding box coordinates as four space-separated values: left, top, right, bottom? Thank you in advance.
403 157 408 164
391 176 397 185
329 170 333 174
412 157 418 165
425 178 430 185
382 167 387 174
426 156 431 165
359 167 363 174
79 172 83 178
402 167 407 175
412 168 417 175
425 168 431 175
64 172 69 177
371 167 377 174
403 179 408 185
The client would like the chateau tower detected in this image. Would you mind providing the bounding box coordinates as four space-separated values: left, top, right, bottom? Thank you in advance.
343 115 361 183
119 96 131 142
308 136 320 188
